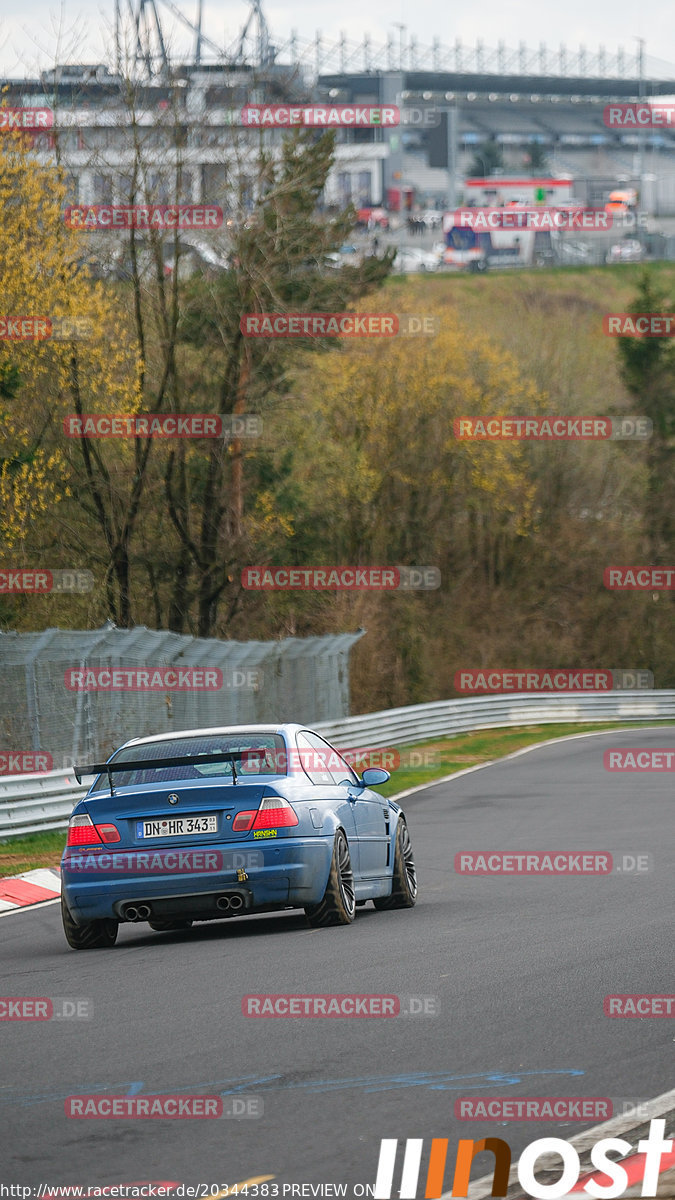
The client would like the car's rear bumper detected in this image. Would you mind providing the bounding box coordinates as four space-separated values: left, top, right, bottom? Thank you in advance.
61 836 334 922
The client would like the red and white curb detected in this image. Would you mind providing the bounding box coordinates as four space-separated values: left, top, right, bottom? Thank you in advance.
0 867 61 913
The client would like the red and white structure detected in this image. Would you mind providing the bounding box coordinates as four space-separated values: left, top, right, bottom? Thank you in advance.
0 868 61 912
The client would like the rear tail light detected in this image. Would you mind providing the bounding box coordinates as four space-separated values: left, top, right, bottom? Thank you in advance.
96 823 121 843
232 796 299 832
232 810 256 832
67 815 102 846
252 797 298 829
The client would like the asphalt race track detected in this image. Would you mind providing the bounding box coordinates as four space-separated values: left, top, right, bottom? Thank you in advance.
1 727 672 1191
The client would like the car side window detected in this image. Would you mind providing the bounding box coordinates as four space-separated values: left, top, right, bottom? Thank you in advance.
303 732 359 787
296 732 335 786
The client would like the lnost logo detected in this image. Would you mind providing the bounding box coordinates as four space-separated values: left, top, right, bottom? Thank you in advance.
374 1120 674 1199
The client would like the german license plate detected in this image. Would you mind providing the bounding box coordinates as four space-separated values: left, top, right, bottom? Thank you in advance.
136 814 217 838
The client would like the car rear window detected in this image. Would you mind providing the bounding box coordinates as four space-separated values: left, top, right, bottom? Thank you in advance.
90 733 287 791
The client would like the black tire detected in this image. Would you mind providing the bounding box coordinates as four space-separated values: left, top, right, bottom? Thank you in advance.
148 919 193 932
61 893 119 950
304 830 356 927
374 818 417 910
469 259 488 274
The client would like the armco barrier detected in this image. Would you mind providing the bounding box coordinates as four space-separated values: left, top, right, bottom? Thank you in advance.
1 690 673 839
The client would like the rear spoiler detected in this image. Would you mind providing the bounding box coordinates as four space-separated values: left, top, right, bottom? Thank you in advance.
75 750 246 794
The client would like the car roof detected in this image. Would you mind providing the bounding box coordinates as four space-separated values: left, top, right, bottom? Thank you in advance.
122 723 308 750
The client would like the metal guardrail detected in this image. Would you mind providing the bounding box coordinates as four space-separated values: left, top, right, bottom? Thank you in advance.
1 690 673 840
0 770 97 839
316 690 675 748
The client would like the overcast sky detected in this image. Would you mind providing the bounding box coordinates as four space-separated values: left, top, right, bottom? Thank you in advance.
0 0 674 79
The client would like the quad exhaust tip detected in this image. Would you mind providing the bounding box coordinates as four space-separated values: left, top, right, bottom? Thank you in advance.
123 896 243 920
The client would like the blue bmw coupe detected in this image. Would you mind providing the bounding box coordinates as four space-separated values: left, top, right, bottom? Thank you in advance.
60 724 418 948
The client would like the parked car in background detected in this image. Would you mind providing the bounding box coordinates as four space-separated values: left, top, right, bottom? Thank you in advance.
392 246 440 273
325 244 362 268
606 238 644 263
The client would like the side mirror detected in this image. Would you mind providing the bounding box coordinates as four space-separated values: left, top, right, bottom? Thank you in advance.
360 767 390 788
